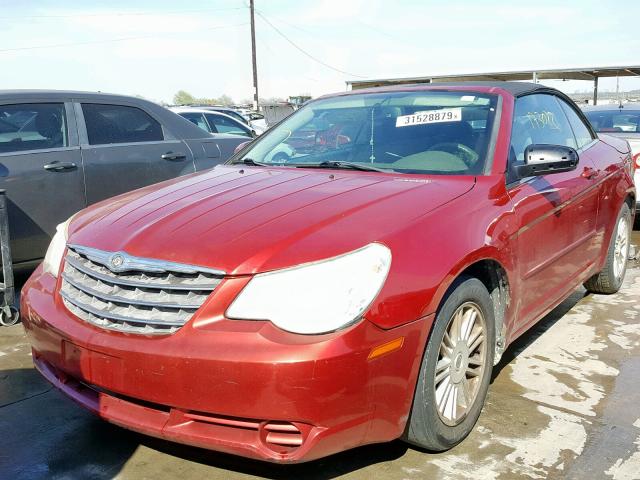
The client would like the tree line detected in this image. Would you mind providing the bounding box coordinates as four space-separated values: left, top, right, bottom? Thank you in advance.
173 90 287 107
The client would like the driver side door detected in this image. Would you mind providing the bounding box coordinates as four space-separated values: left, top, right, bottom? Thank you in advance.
507 93 600 332
0 100 86 265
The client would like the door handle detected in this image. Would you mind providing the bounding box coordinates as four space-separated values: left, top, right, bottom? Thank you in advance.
161 152 186 161
581 167 599 180
43 161 77 172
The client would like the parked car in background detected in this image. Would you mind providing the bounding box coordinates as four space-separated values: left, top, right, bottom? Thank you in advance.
186 105 250 125
0 90 246 270
240 111 268 135
170 107 256 138
249 117 268 135
205 107 267 134
583 104 639 207
247 111 264 121
22 83 635 463
182 106 267 135
233 108 254 119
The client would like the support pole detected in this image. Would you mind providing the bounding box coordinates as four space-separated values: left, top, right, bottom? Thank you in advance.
0 189 18 327
250 0 259 111
593 76 599 105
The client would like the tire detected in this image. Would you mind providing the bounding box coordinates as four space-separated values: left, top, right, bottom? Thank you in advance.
404 276 495 451
584 202 632 294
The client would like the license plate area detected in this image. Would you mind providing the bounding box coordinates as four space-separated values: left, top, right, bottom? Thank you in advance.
62 341 123 390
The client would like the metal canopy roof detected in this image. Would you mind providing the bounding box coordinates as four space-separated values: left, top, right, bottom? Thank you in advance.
347 65 640 90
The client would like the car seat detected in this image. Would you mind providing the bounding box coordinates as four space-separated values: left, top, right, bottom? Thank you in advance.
35 111 64 148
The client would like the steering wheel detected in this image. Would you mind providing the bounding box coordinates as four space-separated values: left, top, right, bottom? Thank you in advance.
271 151 292 163
427 143 479 168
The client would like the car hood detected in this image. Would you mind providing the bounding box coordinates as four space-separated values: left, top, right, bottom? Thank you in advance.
70 166 475 274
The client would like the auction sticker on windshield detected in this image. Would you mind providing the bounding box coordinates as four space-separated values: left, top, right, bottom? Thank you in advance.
396 108 462 127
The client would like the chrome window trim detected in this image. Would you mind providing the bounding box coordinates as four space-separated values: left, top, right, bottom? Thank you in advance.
0 145 80 158
79 139 183 149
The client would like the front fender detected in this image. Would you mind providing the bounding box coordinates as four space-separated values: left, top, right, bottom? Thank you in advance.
365 177 517 331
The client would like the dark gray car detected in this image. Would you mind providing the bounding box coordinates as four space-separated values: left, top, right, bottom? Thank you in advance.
0 90 246 270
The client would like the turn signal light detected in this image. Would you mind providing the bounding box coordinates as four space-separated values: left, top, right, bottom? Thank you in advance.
368 337 405 360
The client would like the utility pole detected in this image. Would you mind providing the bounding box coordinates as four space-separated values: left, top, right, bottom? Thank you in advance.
250 0 259 111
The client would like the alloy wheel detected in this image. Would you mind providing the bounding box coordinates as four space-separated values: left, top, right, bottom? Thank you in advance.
434 302 488 426
613 215 629 280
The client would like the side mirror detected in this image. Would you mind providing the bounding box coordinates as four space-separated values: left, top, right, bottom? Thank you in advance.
516 144 579 178
234 140 252 155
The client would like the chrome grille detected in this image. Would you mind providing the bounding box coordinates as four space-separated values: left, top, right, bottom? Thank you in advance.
60 245 224 335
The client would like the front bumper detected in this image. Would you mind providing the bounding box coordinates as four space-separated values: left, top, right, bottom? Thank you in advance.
21 266 431 463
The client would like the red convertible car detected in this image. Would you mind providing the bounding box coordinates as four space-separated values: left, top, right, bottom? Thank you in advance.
22 82 635 463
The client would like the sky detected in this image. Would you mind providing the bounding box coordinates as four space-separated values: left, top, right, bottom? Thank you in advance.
1 0 639 104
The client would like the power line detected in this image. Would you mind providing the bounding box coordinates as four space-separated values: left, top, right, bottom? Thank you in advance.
0 6 247 20
0 22 248 54
256 10 316 36
256 29 320 84
255 10 367 79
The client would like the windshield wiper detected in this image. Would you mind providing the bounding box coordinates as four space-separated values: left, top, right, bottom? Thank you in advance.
292 161 391 173
233 158 269 167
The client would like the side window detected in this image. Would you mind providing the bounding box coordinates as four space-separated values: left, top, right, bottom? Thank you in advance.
0 103 68 154
206 114 251 137
583 111 640 133
558 99 594 149
228 111 249 124
81 104 163 145
508 94 577 183
179 112 209 132
610 113 640 133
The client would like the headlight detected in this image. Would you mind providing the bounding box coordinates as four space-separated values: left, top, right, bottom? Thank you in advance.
226 243 391 334
42 216 73 277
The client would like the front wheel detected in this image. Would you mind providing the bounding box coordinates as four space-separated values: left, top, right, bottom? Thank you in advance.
584 202 631 294
404 276 495 451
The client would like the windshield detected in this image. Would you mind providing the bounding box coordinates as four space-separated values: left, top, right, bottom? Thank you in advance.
233 91 499 175
584 109 640 133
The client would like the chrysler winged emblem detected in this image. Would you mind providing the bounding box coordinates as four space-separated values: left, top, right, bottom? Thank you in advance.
110 253 125 271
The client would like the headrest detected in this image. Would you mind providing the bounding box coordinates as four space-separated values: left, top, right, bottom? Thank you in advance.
35 111 62 139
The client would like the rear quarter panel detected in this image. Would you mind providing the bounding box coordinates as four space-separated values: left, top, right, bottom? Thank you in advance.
590 137 636 269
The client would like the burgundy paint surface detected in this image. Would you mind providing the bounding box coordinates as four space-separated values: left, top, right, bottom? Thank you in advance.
21 85 636 463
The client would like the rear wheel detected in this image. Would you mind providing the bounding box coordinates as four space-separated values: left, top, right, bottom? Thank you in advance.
404 276 495 451
584 202 631 294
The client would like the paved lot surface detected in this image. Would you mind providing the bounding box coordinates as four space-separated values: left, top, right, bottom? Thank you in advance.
1 231 639 480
